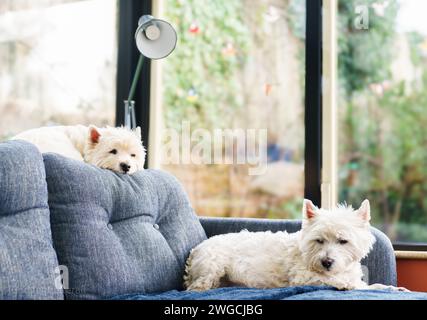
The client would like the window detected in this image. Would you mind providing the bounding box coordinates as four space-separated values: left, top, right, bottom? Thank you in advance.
141 0 427 246
0 0 118 140
149 0 307 218
337 0 427 244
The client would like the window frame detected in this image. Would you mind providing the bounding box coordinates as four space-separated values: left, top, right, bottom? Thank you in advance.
115 0 425 250
305 0 323 207
320 0 426 250
116 0 152 169
115 0 324 210
393 243 427 252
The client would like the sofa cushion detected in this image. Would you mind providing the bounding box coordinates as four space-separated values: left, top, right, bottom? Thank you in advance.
0 141 63 299
111 286 427 300
43 153 207 299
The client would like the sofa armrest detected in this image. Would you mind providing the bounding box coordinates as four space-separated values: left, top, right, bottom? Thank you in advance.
199 217 397 286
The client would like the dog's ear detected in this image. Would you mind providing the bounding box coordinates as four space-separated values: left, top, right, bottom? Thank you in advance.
89 125 101 144
357 199 371 222
134 126 142 140
303 199 317 220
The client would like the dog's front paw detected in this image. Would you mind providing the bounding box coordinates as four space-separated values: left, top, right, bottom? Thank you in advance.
394 286 411 292
368 283 410 292
383 285 411 292
336 284 356 291
382 285 410 292
326 282 354 291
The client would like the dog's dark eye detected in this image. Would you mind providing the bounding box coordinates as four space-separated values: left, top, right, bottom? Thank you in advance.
131 154 136 157
316 239 324 244
109 149 117 155
338 239 348 245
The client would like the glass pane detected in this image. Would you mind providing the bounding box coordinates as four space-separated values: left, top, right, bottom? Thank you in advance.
160 0 306 218
0 0 118 139
338 0 427 243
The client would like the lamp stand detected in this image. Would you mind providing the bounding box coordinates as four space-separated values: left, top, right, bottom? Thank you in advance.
124 54 145 129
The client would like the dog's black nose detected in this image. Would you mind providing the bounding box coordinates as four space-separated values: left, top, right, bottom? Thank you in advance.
120 163 130 173
321 258 334 270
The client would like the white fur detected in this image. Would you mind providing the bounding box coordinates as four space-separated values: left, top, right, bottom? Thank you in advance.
184 199 409 292
12 125 146 174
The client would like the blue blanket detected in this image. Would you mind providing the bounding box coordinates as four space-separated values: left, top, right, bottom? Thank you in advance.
112 286 427 300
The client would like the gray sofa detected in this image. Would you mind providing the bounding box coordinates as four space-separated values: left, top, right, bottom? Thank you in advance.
0 140 411 300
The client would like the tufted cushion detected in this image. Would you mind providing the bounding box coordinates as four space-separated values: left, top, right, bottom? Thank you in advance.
0 141 63 299
43 153 207 299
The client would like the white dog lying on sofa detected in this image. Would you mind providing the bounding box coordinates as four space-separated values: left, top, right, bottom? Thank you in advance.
12 125 146 174
184 199 409 292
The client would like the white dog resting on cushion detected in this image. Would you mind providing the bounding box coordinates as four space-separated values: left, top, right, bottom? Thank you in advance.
12 125 145 174
184 199 409 292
